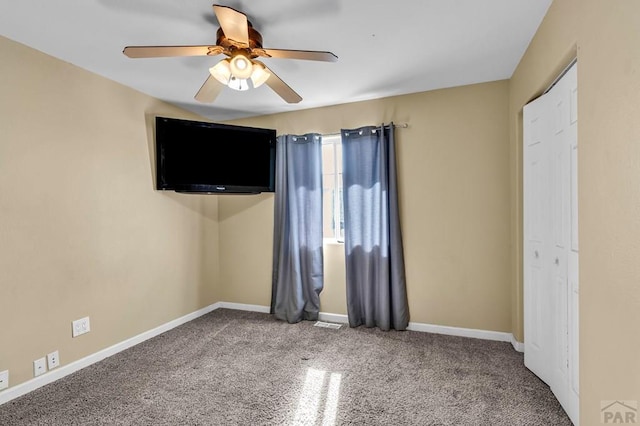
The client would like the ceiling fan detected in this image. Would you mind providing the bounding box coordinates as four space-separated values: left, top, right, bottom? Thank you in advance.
123 4 337 104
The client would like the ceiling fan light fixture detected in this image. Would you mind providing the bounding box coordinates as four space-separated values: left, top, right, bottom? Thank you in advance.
229 54 253 79
209 59 231 85
250 62 271 88
228 76 249 91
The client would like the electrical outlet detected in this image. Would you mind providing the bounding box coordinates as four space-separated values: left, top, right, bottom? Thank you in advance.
33 358 47 377
72 316 91 337
47 350 60 370
0 370 8 391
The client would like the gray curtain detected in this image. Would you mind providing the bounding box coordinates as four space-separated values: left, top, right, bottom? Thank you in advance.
341 124 409 331
271 134 324 323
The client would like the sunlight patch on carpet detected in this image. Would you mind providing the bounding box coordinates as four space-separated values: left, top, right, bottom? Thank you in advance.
322 372 342 426
292 368 342 426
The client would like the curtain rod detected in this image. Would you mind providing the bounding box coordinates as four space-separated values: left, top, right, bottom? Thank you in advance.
323 123 409 138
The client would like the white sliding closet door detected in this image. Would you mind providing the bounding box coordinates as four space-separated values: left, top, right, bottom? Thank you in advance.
523 62 578 425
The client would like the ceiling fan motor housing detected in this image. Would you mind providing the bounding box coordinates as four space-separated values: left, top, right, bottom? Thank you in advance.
216 22 263 54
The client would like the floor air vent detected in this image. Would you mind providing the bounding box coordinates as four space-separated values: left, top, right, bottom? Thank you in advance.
314 321 342 330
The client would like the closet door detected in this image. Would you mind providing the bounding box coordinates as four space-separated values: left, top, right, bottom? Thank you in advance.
523 93 553 384
554 62 579 424
523 63 578 425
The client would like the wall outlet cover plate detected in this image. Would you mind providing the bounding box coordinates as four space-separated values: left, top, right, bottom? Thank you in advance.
72 317 91 338
33 358 47 377
0 370 8 390
47 350 60 370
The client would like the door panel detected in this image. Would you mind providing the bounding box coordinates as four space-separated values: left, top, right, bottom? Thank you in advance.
524 94 552 384
527 243 544 352
571 139 579 252
569 249 580 419
551 134 570 249
567 63 579 422
552 250 569 387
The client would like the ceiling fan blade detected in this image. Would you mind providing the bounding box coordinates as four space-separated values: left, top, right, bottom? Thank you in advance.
195 75 225 103
123 45 223 58
263 66 302 104
213 5 249 46
261 49 338 62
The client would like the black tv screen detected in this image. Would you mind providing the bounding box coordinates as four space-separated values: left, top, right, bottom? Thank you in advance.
155 117 276 194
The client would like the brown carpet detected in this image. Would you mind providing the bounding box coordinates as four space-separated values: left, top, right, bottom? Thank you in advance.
0 309 571 425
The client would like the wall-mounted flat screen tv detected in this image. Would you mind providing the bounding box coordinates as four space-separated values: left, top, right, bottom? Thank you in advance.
155 117 276 194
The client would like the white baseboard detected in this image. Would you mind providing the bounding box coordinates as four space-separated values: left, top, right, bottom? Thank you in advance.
0 302 221 406
219 302 524 352
406 321 513 343
216 303 349 326
217 301 270 313
0 301 524 406
511 336 525 353
218 303 522 350
318 311 349 324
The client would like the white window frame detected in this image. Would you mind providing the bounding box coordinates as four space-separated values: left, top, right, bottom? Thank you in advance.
322 134 344 243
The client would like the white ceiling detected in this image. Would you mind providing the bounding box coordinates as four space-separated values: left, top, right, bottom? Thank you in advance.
0 0 551 121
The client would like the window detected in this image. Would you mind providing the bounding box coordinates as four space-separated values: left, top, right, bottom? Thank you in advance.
322 135 344 241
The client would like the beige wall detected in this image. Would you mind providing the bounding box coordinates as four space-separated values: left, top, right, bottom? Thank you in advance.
0 36 220 388
222 80 512 332
510 0 640 423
